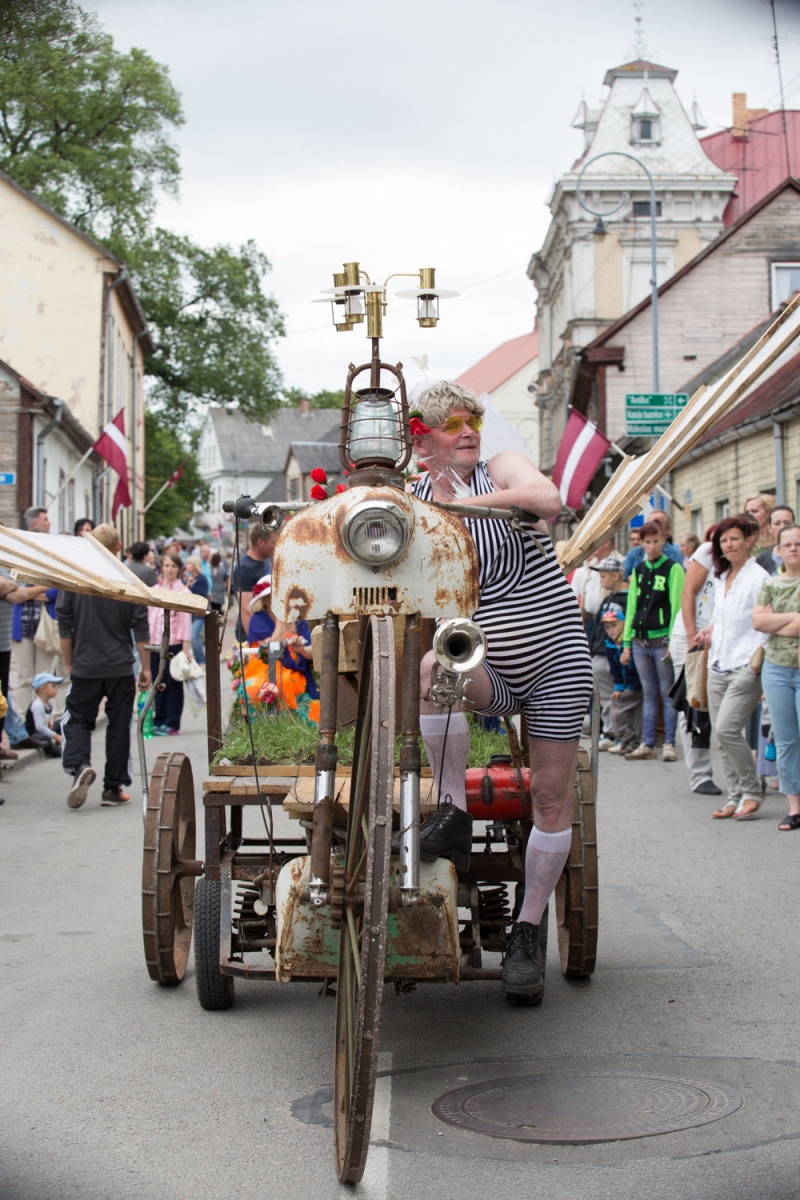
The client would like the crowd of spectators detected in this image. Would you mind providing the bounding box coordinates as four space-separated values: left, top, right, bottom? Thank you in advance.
0 509 240 810
572 494 800 833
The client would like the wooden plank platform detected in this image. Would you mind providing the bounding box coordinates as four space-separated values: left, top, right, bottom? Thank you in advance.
211 760 434 779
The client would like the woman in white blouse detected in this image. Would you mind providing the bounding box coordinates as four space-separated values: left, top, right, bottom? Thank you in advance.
696 516 768 820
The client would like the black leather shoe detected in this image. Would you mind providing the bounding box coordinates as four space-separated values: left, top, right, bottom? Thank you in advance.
502 920 544 1005
418 803 473 871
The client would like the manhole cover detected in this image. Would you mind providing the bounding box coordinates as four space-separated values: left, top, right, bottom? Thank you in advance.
431 1071 743 1143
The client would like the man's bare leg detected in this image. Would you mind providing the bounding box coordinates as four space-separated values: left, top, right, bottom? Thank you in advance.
416 650 492 866
504 738 578 1001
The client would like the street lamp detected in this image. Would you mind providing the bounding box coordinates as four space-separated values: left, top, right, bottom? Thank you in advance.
575 150 660 391
313 262 459 479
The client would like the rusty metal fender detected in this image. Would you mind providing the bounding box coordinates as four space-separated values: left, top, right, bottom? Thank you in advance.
272 486 479 621
274 854 461 983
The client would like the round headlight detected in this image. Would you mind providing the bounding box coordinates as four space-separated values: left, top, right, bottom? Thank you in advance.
342 501 410 566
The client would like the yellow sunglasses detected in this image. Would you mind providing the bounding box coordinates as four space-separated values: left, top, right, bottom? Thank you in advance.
438 414 483 435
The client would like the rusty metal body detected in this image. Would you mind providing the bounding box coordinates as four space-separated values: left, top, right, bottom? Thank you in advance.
140 430 598 1185
275 854 460 984
271 485 479 622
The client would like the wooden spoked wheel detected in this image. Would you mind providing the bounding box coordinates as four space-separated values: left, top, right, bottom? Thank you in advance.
142 751 198 986
555 745 598 978
334 616 396 1184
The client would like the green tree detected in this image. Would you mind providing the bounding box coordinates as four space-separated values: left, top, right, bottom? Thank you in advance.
133 229 284 428
0 0 183 243
144 411 209 539
0 0 285 427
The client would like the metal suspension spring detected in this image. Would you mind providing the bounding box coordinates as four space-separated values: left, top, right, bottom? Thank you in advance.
478 884 510 927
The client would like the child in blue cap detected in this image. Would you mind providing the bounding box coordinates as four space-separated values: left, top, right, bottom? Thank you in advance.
25 672 64 757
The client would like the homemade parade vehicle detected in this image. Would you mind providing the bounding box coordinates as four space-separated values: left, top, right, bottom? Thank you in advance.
5 276 799 1187
133 263 599 1184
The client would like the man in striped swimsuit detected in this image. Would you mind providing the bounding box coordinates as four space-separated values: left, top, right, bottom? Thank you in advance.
411 381 593 1004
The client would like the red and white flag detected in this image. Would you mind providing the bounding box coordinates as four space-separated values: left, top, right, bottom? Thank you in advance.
552 410 611 509
167 459 188 488
94 410 131 520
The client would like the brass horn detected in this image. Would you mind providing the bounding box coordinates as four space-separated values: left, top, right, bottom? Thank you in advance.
432 618 487 675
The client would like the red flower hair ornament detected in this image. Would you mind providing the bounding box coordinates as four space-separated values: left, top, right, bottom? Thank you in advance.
408 411 430 437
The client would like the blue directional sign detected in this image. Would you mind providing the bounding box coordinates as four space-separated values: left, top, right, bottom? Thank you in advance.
0 472 16 485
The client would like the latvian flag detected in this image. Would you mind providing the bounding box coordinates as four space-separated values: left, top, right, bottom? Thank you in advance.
552 410 611 510
94 410 131 519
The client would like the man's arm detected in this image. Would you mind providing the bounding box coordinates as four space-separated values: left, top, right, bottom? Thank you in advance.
131 606 152 687
467 451 562 522
60 637 73 672
135 643 151 688
0 579 48 604
56 591 74 672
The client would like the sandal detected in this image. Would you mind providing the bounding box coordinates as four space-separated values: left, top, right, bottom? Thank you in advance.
778 813 800 831
712 802 737 819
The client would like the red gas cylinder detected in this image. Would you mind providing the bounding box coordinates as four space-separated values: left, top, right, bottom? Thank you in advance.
465 755 532 820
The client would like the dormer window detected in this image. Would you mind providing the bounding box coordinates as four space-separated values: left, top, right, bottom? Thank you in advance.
631 86 660 145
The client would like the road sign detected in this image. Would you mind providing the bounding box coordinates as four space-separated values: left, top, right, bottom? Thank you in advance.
0 472 15 485
625 393 688 437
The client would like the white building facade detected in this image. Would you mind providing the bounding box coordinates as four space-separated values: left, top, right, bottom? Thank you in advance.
529 59 737 468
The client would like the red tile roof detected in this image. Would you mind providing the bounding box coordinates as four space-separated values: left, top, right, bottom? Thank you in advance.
701 111 800 226
456 331 539 395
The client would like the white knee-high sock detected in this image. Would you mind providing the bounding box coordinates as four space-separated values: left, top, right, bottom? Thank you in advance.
420 712 470 811
517 826 572 926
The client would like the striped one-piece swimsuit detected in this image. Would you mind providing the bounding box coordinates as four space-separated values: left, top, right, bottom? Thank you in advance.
414 461 592 741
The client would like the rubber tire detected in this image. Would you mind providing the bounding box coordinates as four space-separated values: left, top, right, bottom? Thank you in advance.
193 878 235 1011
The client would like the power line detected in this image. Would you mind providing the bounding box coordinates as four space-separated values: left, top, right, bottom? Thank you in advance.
770 0 793 178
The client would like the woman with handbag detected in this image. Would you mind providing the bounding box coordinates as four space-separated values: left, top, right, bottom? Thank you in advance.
752 524 800 831
696 516 769 820
148 553 193 736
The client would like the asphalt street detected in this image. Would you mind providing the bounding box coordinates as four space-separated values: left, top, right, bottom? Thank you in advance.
2 703 800 1200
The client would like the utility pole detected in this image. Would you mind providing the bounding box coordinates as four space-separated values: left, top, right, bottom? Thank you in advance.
771 0 792 179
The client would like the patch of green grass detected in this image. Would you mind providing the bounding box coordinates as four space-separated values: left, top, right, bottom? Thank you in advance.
216 711 512 768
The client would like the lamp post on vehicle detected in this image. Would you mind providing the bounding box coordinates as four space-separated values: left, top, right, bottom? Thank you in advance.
575 151 660 392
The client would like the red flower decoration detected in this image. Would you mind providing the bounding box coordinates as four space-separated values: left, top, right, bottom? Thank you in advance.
335 483 346 493
310 484 327 500
310 467 327 484
416 461 427 472
409 416 430 436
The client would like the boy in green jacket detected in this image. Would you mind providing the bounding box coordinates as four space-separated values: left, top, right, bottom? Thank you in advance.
620 521 685 761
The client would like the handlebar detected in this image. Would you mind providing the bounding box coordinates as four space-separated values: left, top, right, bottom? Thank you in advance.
430 501 541 524
222 495 541 526
222 496 311 528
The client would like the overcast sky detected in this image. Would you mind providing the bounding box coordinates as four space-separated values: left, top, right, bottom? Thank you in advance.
91 0 800 398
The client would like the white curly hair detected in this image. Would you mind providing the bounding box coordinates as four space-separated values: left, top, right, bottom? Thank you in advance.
409 379 485 429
